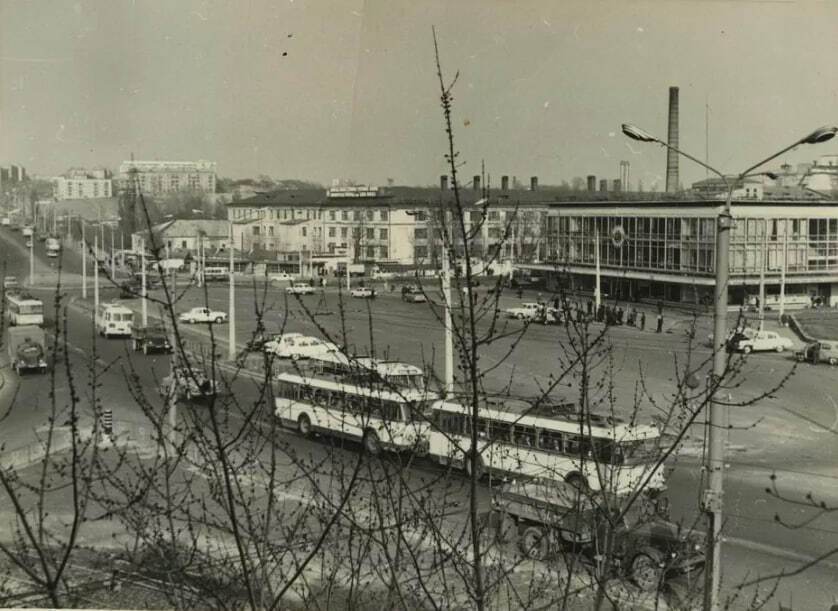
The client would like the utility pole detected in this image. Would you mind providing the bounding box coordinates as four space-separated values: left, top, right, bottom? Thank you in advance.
94 234 100 315
141 237 148 327
779 225 788 320
228 239 236 361
28 236 34 287
594 226 601 311
82 222 87 299
758 228 767 331
110 225 116 279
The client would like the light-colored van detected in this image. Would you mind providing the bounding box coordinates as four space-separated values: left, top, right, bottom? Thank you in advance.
203 266 228 282
96 303 134 338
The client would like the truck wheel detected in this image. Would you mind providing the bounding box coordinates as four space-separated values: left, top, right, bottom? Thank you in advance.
519 525 549 561
830 358 838 366
363 430 382 456
775 345 784 353
630 551 664 591
565 473 589 492
743 345 752 355
516 313 525 320
297 414 312 437
215 316 223 324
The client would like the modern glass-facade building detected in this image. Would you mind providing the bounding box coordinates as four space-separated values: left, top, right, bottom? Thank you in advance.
523 201 838 308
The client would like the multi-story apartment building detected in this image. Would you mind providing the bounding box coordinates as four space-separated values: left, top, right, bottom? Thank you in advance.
226 182 549 268
54 168 113 200
0 164 27 192
119 160 216 196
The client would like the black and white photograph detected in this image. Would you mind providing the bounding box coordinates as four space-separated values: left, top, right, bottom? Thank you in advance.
1 1 838 609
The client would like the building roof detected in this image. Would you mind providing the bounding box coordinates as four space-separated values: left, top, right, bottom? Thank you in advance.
153 219 230 238
47 197 119 221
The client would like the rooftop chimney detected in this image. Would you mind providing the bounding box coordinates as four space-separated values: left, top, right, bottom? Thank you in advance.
587 175 596 192
612 179 622 192
501 175 509 191
599 179 608 192
473 175 481 191
530 176 538 191
440 175 448 190
665 86 679 193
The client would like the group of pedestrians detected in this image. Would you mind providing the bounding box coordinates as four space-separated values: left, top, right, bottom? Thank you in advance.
532 295 666 333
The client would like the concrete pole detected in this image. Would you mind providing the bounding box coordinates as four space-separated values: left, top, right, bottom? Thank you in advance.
704 186 733 611
228 243 236 361
94 234 100 315
298 250 303 277
120 232 125 268
141 238 148 327
594 227 602 311
442 231 454 396
82 222 87 299
345 257 350 292
110 226 116 279
757 227 767 331
779 223 788 320
28 236 34 287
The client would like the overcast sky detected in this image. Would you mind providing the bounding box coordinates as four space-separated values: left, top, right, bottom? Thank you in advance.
2 0 838 189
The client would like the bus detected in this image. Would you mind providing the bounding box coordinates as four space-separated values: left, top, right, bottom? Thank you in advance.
95 303 134 338
274 371 434 456
428 399 666 495
45 236 61 257
311 353 429 392
6 293 44 326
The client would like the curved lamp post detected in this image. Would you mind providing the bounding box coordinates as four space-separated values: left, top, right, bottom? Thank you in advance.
622 122 836 611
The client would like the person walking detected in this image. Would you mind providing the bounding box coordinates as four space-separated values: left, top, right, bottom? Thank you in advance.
656 313 663 333
640 311 646 331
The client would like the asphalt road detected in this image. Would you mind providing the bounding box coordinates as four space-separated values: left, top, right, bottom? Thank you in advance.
3 229 838 607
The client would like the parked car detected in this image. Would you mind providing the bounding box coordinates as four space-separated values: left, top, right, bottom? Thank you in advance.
286 283 315 295
731 330 793 354
350 287 376 299
158 366 217 402
178 307 228 324
264 333 337 361
539 307 563 325
119 277 143 299
3 276 20 292
401 285 427 303
131 325 173 354
269 272 295 284
504 302 543 320
795 341 838 366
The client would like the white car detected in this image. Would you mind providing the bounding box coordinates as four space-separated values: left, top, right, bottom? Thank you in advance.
504 302 543 320
264 333 337 361
178 307 228 324
733 330 793 354
286 283 315 295
350 287 376 298
269 272 295 284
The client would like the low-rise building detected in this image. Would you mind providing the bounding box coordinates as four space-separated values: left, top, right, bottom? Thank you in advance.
131 219 230 255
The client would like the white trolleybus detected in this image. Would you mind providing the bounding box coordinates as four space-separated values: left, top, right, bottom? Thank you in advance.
311 352 428 393
275 371 435 456
428 399 666 496
6 293 44 326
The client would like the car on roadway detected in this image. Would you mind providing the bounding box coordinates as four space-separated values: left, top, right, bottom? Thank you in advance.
538 307 564 325
3 276 20 292
159 366 218 402
24 239 33 248
269 272 295 284
401 285 427 303
264 333 338 361
795 341 838 366
350 287 376 299
730 330 793 354
178 307 228 324
504 302 543 320
286 282 315 295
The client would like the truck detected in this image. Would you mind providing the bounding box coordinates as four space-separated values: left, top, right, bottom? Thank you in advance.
131 325 173 354
491 480 704 592
7 326 48 375
45 236 61 257
21 225 34 238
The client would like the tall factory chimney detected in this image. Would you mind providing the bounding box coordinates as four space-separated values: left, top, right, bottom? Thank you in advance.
440 175 448 190
665 86 680 193
501 175 509 191
530 176 538 191
473 175 481 191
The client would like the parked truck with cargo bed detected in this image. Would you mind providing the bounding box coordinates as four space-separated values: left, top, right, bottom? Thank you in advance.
492 480 704 592
7 325 47 375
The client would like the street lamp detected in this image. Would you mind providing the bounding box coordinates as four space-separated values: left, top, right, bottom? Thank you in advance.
622 121 836 611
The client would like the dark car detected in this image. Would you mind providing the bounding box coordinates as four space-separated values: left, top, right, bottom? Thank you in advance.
119 278 143 299
131 326 173 354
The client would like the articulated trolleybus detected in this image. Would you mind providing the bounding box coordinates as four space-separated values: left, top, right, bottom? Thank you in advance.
275 371 434 456
429 399 666 495
6 293 45 327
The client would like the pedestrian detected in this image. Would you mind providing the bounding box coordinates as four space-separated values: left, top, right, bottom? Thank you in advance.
617 307 624 325
640 311 646 331
517 287 524 300
656 313 663 333
537 292 544 305
587 300 593 316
